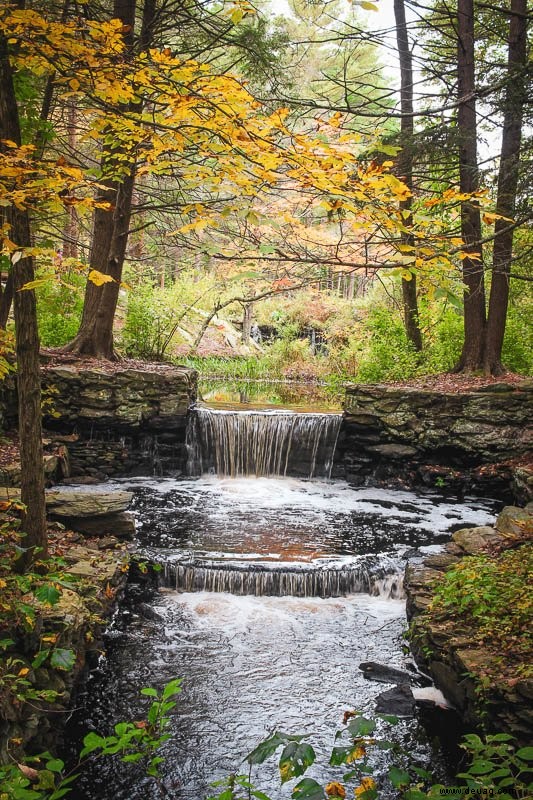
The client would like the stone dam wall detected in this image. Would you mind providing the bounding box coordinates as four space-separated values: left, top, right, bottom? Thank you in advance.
0 368 531 495
338 381 533 498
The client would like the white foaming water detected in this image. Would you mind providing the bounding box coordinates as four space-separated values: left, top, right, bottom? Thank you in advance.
98 475 496 535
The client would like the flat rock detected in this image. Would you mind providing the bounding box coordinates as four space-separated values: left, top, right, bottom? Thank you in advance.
359 661 427 686
375 684 415 717
45 489 133 518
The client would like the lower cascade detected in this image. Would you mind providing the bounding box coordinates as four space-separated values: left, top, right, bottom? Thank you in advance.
163 554 405 599
186 406 342 478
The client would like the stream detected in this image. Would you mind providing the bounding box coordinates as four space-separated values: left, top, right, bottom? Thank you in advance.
64 471 497 799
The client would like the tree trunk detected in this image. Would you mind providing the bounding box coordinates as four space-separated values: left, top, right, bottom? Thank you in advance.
0 33 47 562
60 0 139 359
454 0 486 372
0 270 14 328
484 0 528 376
242 302 253 344
62 101 79 259
394 0 423 352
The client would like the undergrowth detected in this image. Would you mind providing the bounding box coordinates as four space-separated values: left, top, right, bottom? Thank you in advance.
429 545 533 669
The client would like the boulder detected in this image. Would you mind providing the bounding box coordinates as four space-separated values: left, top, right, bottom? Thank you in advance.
375 685 415 717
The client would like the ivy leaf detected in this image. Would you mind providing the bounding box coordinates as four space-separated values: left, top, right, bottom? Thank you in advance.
35 584 61 605
50 648 75 671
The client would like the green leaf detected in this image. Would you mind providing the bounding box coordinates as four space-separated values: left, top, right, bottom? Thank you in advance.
80 732 106 757
246 732 289 765
32 649 51 669
279 741 315 783
50 648 75 671
388 766 410 788
516 746 533 760
378 714 399 725
35 584 61 605
467 759 497 775
347 716 376 736
162 678 182 700
291 778 325 799
45 759 64 773
140 687 159 698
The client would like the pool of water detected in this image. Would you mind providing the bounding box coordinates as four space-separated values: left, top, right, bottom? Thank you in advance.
198 379 343 412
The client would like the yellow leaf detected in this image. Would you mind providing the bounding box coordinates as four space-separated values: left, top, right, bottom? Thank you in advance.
88 269 114 286
355 778 376 796
325 782 346 798
18 667 30 677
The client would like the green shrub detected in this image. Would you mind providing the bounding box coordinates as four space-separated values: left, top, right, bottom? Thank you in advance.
430 545 532 666
36 274 84 347
121 282 176 360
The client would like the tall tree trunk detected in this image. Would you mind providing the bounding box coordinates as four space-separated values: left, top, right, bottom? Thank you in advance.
454 0 486 372
484 0 528 375
0 270 14 328
61 0 139 359
62 101 79 259
394 0 423 352
0 33 47 562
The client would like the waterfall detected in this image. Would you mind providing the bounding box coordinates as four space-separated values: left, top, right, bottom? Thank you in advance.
186 407 342 479
162 555 404 599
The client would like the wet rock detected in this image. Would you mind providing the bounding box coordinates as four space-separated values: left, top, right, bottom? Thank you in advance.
45 489 133 517
359 661 429 686
138 603 164 622
342 382 532 495
375 684 415 717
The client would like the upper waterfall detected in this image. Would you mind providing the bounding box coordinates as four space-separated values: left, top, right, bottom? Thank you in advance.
186 406 342 479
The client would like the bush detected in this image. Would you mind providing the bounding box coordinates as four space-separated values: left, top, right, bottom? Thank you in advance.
36 274 84 347
121 282 176 360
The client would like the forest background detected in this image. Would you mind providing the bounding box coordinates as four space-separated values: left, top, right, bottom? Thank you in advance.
1 0 531 384
0 0 531 548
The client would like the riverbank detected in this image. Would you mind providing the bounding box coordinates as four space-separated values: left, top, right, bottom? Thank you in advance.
405 503 533 743
0 520 129 763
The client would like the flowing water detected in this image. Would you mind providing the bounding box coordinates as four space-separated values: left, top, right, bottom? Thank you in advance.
65 406 499 799
65 475 497 799
186 407 342 479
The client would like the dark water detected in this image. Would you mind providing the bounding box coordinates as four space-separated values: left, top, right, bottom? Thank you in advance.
64 477 497 800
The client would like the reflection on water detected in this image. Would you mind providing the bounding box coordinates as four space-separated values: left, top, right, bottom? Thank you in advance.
125 476 496 560
198 378 343 412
